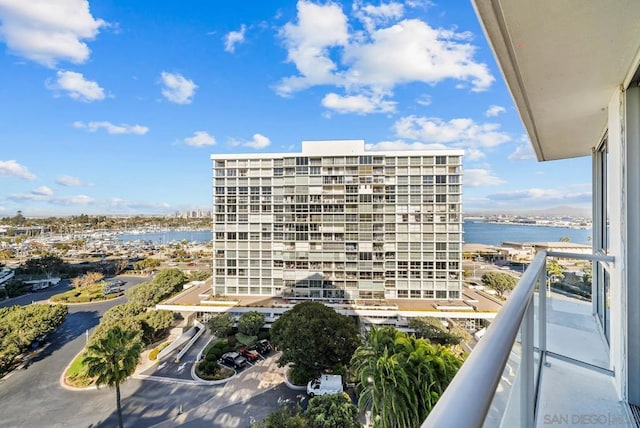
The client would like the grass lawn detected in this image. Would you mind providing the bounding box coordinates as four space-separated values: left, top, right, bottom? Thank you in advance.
51 283 123 303
65 353 94 388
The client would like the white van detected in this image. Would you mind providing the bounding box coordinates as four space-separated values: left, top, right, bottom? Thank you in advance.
306 374 343 397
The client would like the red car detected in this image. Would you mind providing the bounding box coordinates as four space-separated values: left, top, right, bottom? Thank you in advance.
240 347 260 361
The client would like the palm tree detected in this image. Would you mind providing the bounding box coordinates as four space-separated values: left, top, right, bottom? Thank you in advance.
84 327 143 428
351 327 418 428
351 327 464 428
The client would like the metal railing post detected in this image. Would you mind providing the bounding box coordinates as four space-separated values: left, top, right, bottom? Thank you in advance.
521 297 535 428
538 269 547 358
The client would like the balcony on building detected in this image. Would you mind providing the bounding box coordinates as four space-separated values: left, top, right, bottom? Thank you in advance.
424 1 640 427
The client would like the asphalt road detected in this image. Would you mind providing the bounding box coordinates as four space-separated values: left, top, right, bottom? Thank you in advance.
181 384 306 428
0 274 219 428
146 330 214 381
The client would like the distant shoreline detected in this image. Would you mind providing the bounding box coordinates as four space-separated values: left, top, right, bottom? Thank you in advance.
481 221 591 230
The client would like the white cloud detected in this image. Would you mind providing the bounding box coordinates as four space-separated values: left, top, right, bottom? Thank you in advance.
184 131 216 147
353 1 405 33
485 104 506 117
509 135 536 160
365 140 446 151
32 186 53 196
276 1 349 96
47 70 105 102
0 160 36 180
73 121 149 135
224 24 246 53
486 188 591 204
51 194 94 205
415 94 431 106
342 19 492 91
231 133 271 149
393 115 511 153
56 174 85 186
465 148 486 161
0 0 106 67
464 169 505 187
276 1 494 108
106 198 171 213
322 92 396 114
160 71 197 104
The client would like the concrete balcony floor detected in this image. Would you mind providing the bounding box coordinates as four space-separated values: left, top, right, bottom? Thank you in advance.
536 293 634 427
544 292 609 369
536 357 633 427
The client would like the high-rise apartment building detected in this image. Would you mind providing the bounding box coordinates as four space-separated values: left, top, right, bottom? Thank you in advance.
211 140 463 301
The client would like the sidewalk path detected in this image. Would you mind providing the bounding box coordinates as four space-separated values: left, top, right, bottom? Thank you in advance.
152 351 287 427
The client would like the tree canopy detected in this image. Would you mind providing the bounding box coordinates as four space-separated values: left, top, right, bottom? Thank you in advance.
125 268 187 307
208 313 235 337
351 327 463 428
252 407 308 428
238 311 265 337
270 302 359 381
20 253 65 276
72 271 104 289
306 393 360 428
546 260 564 282
408 317 462 346
0 304 67 374
481 271 519 298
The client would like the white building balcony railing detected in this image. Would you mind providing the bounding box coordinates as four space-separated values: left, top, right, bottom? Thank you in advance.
423 250 625 428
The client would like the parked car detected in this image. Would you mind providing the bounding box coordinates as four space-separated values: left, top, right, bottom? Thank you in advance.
219 352 247 369
255 339 272 355
240 347 260 361
307 374 343 397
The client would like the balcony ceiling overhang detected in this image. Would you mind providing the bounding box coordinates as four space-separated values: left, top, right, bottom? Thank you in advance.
473 0 640 161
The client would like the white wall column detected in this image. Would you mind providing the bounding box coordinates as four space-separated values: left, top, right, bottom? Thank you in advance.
624 84 640 405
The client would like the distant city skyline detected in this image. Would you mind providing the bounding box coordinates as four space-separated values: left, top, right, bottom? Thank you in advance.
1 1 591 217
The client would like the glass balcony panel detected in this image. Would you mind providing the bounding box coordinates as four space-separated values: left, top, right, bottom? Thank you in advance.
483 337 521 427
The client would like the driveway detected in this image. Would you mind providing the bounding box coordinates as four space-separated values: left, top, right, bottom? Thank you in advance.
0 275 216 427
140 329 214 381
153 351 298 428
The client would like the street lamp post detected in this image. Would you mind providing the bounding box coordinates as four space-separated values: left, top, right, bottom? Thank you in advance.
85 329 89 346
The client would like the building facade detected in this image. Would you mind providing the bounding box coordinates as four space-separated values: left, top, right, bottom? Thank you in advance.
211 140 463 301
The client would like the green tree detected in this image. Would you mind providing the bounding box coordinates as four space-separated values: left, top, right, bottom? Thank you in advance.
125 268 188 307
72 271 104 289
208 313 235 337
350 327 463 428
21 253 65 277
306 392 361 428
152 268 188 295
84 327 143 428
188 270 211 282
351 328 417 428
270 302 359 381
133 258 161 272
238 311 265 337
137 310 174 344
0 304 67 373
408 317 462 346
253 407 307 428
481 271 518 298
582 265 593 285
546 260 564 283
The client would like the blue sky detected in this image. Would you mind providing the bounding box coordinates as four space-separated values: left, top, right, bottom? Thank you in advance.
0 0 591 217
